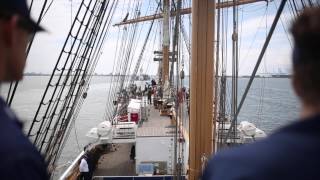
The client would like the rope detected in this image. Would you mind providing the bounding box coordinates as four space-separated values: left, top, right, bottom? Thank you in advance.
7 0 51 107
129 2 160 84
239 8 268 71
32 0 99 148
257 6 268 125
225 0 288 143
24 0 116 172
48 0 111 166
40 0 55 21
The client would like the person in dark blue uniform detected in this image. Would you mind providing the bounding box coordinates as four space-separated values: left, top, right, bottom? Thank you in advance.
0 0 48 179
203 7 320 180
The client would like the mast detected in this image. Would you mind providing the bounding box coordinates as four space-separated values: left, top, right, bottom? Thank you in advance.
162 0 170 86
189 0 215 179
231 0 239 144
171 0 182 178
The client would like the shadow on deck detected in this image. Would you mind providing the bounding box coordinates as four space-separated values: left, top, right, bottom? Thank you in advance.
93 143 136 177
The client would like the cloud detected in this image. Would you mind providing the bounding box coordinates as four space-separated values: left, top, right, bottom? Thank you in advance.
219 3 294 76
25 0 160 74
25 0 294 77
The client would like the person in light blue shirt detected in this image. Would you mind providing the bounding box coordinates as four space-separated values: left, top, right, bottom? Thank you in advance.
0 0 48 179
203 6 320 180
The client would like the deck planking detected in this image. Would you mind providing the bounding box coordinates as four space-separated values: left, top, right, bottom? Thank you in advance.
93 98 173 177
94 143 135 176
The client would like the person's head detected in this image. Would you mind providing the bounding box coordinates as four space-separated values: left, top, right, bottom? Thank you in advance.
0 0 43 81
291 7 320 109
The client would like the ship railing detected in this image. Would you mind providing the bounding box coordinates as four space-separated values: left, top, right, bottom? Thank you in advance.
92 175 186 180
112 122 137 143
59 151 84 180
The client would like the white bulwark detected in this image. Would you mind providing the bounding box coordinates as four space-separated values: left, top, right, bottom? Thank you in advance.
136 126 175 175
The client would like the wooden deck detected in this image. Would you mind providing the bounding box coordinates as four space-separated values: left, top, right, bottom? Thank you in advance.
94 143 136 176
92 98 173 177
142 104 172 128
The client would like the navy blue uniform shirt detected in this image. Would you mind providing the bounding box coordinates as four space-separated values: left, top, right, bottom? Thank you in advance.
203 114 320 180
0 97 48 179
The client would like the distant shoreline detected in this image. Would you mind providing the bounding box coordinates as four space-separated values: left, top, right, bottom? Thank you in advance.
237 75 292 79
23 74 292 78
23 74 115 77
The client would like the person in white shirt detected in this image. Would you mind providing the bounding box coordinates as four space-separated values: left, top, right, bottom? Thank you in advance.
79 156 90 180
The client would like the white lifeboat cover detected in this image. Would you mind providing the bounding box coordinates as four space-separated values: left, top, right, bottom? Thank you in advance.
128 99 141 113
86 127 99 139
130 99 142 103
97 121 112 137
239 121 256 136
254 128 267 139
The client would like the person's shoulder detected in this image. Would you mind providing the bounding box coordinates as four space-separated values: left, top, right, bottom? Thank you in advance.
0 109 33 153
218 134 286 164
213 114 320 162
202 134 292 180
0 150 49 180
203 116 320 180
0 123 49 179
0 99 48 179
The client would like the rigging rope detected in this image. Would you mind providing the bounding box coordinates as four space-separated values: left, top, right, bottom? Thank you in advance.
239 7 268 71
104 0 143 122
24 0 116 173
257 5 268 126
47 0 111 167
224 0 288 143
141 21 159 75
129 3 160 84
57 0 118 159
40 0 55 21
7 0 52 107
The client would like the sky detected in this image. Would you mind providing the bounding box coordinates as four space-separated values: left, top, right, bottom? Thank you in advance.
25 0 296 76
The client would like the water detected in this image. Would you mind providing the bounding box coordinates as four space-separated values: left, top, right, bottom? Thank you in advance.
235 78 300 132
0 76 300 178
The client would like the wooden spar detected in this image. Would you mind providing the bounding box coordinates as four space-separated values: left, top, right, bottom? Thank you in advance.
162 0 170 85
189 0 215 179
114 0 264 26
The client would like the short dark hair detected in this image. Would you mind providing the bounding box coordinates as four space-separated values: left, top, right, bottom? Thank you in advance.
291 7 320 106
